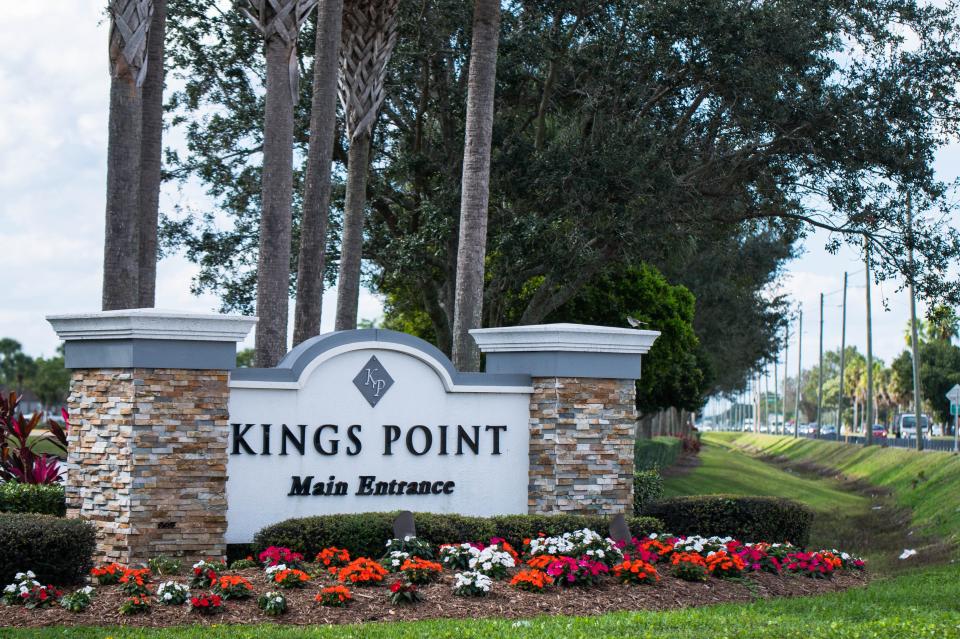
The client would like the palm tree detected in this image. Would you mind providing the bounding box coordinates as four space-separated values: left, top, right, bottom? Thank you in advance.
137 0 167 308
103 0 154 310
241 0 318 366
333 0 400 331
293 0 344 345
451 0 502 372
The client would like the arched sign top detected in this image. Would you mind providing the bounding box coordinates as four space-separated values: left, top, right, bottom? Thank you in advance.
230 328 532 394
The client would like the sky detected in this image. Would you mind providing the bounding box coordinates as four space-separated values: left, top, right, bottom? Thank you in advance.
1 3 957 383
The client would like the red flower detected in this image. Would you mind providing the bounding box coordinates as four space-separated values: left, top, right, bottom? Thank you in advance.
389 581 403 593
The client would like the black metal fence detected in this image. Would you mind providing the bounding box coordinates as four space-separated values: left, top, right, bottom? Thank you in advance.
802 432 958 452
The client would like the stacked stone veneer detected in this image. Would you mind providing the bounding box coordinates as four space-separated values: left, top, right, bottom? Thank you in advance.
527 377 636 515
67 368 230 564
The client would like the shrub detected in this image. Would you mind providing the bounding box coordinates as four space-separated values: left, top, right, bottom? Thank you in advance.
0 513 95 584
634 436 683 471
253 512 662 559
642 496 813 546
0 482 65 516
633 469 664 514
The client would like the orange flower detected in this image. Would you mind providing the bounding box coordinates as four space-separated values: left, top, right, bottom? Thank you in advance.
509 569 553 592
612 559 660 584
705 550 746 577
315 584 352 606
316 547 351 568
337 558 388 585
273 568 311 588
671 552 707 567
91 562 126 584
526 555 555 570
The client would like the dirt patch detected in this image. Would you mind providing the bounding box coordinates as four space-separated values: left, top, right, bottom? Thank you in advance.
1 568 867 628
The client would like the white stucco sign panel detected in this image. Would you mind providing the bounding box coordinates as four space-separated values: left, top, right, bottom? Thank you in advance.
226 334 532 543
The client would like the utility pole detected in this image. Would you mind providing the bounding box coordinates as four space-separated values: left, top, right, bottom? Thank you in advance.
764 366 771 434
774 352 780 435
816 293 824 439
783 321 790 436
907 191 924 452
865 240 874 447
837 271 848 437
795 308 803 438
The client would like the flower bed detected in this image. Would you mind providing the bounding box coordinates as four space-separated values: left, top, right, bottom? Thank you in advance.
0 531 868 627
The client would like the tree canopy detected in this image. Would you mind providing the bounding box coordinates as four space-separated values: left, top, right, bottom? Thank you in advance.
161 0 960 398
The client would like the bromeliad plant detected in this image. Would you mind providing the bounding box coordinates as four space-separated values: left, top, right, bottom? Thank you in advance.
155 581 190 605
60 586 94 612
213 574 254 599
453 571 492 597
0 392 68 485
316 584 352 607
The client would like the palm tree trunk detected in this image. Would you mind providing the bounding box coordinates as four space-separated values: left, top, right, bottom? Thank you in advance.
451 0 501 372
103 79 143 311
334 131 371 331
137 0 167 308
254 36 297 366
103 0 154 311
293 0 343 345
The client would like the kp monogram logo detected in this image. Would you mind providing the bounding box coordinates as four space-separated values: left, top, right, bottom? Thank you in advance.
352 355 394 407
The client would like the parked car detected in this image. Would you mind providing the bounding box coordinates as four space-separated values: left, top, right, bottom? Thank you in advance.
871 424 887 439
820 424 837 437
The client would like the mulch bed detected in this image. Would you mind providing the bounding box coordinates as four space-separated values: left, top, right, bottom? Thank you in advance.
3 567 868 628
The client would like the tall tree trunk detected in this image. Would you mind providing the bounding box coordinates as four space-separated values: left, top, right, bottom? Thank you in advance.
293 0 343 345
334 0 400 329
451 0 501 372
254 37 297 366
103 0 154 311
334 131 371 330
242 0 317 366
137 0 167 308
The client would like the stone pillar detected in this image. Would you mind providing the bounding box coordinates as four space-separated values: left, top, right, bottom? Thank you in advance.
47 310 255 564
471 324 659 516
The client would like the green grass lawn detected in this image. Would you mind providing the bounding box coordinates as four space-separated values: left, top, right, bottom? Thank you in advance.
4 563 958 638
722 433 960 548
663 436 868 515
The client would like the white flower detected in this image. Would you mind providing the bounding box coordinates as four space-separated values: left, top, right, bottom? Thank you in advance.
899 549 917 560
265 564 287 576
404 535 413 542
3 585 15 594
80 586 94 596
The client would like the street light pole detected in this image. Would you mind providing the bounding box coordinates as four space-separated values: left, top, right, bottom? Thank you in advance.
838 271 848 438
907 191 924 452
816 293 824 439
865 240 874 447
783 321 789 436
795 308 802 438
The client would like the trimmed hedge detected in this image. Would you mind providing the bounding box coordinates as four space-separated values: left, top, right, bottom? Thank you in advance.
633 469 664 514
0 482 66 516
254 512 664 559
634 436 682 471
642 495 813 546
0 513 96 584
